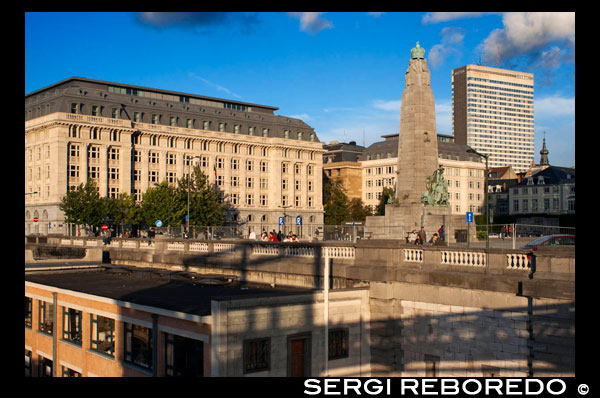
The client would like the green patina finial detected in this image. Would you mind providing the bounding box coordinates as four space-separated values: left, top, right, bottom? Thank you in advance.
411 41 425 59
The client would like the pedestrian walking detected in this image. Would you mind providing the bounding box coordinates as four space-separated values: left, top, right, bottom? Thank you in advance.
417 227 427 246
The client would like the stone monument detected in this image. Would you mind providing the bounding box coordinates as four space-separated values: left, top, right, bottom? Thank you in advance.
365 43 469 242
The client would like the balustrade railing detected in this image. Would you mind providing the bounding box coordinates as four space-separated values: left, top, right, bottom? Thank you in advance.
404 248 423 263
49 237 545 271
506 253 531 270
440 250 487 267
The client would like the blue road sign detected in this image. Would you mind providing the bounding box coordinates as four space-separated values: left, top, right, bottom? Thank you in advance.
296 216 302 226
156 220 163 227
466 212 473 223
279 217 285 226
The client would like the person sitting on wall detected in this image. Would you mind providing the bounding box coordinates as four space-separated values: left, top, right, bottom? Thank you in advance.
429 233 442 246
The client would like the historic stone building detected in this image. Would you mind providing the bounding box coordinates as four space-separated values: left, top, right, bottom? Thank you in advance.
25 77 325 235
360 134 486 215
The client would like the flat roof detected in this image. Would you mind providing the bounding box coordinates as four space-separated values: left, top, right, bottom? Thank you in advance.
25 265 313 317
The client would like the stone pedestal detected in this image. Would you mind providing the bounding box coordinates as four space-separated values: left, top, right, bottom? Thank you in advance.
365 204 474 243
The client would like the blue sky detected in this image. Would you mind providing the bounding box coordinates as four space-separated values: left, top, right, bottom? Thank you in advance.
25 12 575 167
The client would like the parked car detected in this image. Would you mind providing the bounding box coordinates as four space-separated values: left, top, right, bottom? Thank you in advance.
520 234 575 250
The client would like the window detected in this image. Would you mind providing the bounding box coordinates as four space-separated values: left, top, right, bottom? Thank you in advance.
62 307 82 345
244 338 270 374
246 160 254 171
90 314 115 357
124 322 153 370
25 297 32 328
62 366 81 377
165 333 204 377
39 356 53 377
38 300 54 335
25 349 32 377
328 329 349 360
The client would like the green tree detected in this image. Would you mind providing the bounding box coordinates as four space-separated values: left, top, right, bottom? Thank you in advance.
323 179 350 225
102 192 137 232
59 179 104 230
140 181 177 227
348 198 373 222
174 166 227 226
375 186 396 216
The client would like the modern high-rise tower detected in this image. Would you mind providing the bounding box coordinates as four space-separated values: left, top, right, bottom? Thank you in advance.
452 65 534 173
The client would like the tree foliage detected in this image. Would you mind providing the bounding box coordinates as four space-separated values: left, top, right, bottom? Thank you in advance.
323 179 349 225
375 186 396 216
59 167 227 230
175 166 227 226
59 179 103 229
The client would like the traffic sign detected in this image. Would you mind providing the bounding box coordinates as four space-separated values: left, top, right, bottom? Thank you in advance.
296 216 302 226
102 224 108 231
33 217 38 223
156 220 163 227
466 212 474 223
278 217 284 226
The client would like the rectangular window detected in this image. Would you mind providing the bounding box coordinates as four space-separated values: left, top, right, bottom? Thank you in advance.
25 349 32 377
25 297 32 328
62 366 81 377
39 356 53 377
38 301 54 335
124 322 153 370
328 329 349 360
165 333 204 377
62 307 82 345
90 314 115 357
244 338 270 374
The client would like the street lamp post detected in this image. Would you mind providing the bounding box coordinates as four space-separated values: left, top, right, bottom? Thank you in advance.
187 156 202 237
467 148 490 248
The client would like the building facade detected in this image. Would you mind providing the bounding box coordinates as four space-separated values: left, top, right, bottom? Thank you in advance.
25 267 370 377
452 65 534 173
360 134 486 215
509 166 575 217
322 141 366 201
25 77 325 235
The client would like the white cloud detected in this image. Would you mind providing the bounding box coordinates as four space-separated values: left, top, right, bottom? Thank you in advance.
480 12 575 64
371 99 401 112
428 27 465 68
187 72 242 99
534 95 575 118
422 12 489 24
288 12 333 34
290 113 312 122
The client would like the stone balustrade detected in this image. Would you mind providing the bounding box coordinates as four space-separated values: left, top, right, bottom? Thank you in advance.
37 236 573 282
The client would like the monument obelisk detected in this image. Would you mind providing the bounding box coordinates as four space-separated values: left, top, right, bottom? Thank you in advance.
395 42 439 205
366 42 464 239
